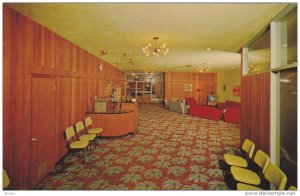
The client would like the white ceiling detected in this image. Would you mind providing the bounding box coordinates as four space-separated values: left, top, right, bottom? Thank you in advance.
8 3 288 73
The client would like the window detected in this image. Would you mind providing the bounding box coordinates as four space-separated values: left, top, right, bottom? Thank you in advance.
247 28 271 74
278 10 297 66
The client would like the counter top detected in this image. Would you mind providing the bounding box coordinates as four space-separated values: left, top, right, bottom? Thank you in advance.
95 100 136 103
86 109 134 114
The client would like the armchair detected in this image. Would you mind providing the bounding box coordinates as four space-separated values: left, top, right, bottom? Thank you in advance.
224 108 241 124
217 100 241 123
168 99 188 114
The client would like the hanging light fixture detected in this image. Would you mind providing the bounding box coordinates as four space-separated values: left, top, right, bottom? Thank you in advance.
142 37 169 56
145 68 154 74
248 62 260 73
197 63 212 72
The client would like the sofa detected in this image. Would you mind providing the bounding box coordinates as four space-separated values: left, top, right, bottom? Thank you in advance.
185 97 223 120
189 104 223 121
217 100 241 124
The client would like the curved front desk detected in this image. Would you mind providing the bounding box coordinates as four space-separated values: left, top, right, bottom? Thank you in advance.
86 102 138 137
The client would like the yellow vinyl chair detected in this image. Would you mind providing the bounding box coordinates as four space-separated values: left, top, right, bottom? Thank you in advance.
288 186 297 190
231 150 270 187
3 169 10 189
65 126 89 164
251 149 270 174
223 138 255 168
237 183 262 190
84 117 102 136
264 164 287 190
75 121 97 148
236 163 287 190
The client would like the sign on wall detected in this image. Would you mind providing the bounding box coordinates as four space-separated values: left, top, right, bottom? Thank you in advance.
184 84 192 92
233 85 240 96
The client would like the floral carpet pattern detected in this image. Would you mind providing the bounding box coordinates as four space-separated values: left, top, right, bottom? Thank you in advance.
35 104 240 190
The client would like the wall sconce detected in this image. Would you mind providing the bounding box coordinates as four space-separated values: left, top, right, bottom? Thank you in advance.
100 51 108 55
233 85 241 96
99 64 103 71
196 88 204 92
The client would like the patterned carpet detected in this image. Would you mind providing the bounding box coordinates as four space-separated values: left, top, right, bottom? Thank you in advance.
35 103 240 190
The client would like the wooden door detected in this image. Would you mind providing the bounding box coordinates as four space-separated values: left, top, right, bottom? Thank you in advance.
30 76 56 187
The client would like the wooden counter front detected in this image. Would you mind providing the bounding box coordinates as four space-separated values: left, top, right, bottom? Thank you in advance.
86 102 138 137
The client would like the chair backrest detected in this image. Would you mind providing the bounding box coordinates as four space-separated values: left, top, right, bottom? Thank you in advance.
75 121 85 134
241 139 255 159
65 126 76 141
185 97 196 106
3 169 10 189
288 186 297 190
264 163 287 190
253 150 270 173
170 97 178 102
85 117 92 127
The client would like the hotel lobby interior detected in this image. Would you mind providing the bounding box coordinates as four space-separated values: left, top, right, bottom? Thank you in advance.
3 2 298 191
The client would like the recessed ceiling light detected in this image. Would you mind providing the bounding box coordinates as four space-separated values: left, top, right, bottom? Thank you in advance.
282 44 288 47
205 48 212 51
100 50 108 55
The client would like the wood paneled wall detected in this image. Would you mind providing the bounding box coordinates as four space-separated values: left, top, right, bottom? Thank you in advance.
164 72 217 105
241 72 270 154
3 5 125 189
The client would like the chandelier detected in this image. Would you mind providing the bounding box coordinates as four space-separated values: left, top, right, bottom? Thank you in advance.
197 63 212 72
145 68 154 74
142 37 169 56
248 62 260 73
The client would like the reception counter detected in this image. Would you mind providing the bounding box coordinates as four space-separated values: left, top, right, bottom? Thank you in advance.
86 102 138 137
